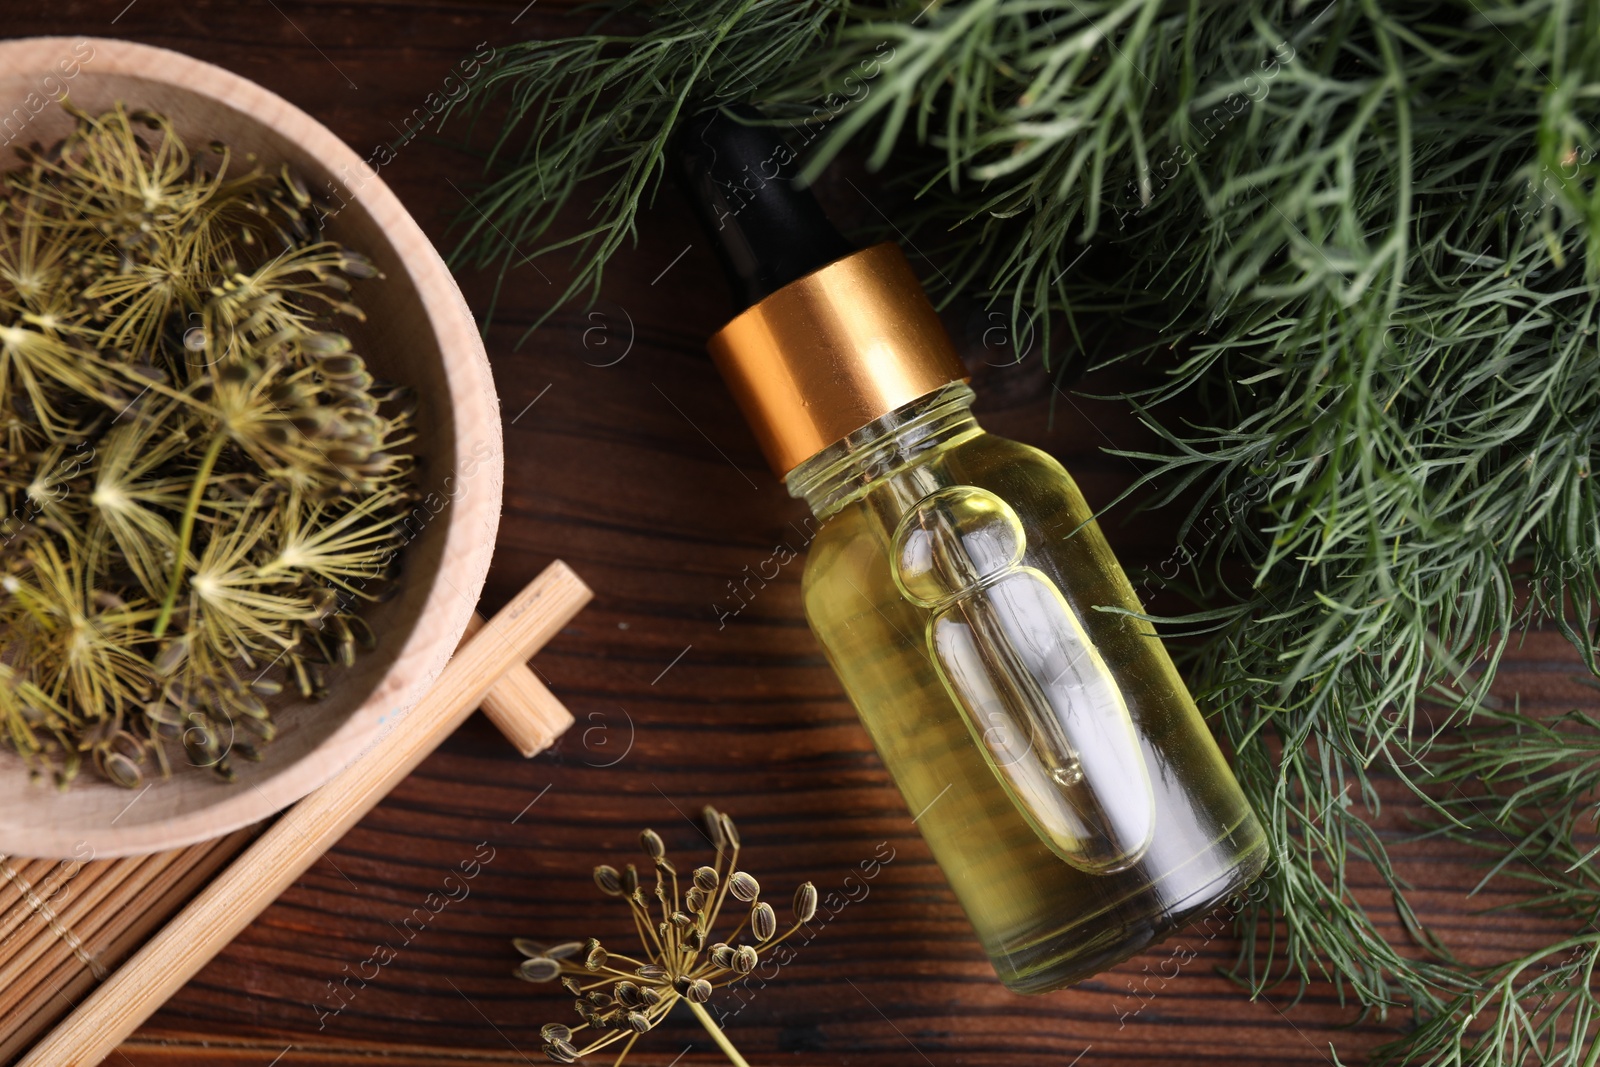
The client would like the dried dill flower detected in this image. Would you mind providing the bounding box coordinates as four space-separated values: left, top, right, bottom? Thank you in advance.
514 807 815 1066
0 104 416 788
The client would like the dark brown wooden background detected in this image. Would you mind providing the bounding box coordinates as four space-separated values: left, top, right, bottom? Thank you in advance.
4 2 1593 1064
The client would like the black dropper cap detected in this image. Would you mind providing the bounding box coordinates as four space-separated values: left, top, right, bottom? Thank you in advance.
674 106 856 313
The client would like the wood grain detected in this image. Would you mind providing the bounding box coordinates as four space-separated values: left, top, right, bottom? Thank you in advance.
1 2 1593 1065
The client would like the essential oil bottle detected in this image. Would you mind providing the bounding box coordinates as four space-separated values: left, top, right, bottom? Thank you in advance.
676 109 1267 993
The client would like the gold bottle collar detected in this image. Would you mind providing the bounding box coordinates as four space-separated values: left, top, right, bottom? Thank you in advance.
707 242 969 479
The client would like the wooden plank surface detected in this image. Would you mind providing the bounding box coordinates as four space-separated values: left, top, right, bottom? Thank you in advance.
2 2 1590 1064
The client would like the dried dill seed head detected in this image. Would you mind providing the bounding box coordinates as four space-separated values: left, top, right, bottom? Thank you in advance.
513 808 817 1066
0 104 416 789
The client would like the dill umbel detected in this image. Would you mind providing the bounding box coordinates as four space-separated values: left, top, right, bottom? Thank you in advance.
0 105 415 789
515 808 814 1067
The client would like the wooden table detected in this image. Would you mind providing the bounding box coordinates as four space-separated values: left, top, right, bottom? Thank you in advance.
4 2 1589 1064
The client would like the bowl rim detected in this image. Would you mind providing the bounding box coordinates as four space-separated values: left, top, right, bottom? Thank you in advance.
0 36 504 858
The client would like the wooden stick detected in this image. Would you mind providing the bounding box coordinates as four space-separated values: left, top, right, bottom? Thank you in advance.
19 561 592 1067
462 612 575 757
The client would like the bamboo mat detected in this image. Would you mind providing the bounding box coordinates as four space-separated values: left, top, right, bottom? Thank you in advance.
0 827 260 1064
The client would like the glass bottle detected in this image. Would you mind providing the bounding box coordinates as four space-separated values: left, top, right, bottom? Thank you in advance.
678 108 1266 992
788 381 1265 990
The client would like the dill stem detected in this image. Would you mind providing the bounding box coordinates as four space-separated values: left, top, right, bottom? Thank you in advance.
686 999 750 1067
611 1031 641 1067
152 431 226 639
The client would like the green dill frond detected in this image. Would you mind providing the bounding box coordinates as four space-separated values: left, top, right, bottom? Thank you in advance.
445 0 853 335
1417 705 1600 926
1355 936 1600 1067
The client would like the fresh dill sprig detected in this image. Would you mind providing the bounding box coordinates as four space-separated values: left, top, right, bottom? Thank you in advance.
460 2 1600 1060
1356 936 1600 1067
1352 704 1600 1064
446 0 849 337
1419 705 1600 928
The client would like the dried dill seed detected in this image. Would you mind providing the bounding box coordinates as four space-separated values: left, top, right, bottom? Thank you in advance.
728 871 760 902
520 957 562 982
539 1023 571 1043
793 882 818 923
733 945 758 974
543 1037 579 1063
692 865 719 892
685 978 712 1003
582 939 607 971
515 939 548 959
751 901 778 943
593 865 623 896
639 828 665 860
702 805 726 848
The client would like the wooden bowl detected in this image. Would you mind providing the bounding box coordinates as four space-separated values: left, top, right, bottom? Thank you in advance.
0 38 503 858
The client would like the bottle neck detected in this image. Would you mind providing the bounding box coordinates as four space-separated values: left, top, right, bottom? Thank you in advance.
787 383 981 520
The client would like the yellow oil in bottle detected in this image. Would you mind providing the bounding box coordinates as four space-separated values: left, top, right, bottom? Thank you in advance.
794 388 1266 993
